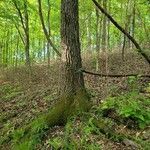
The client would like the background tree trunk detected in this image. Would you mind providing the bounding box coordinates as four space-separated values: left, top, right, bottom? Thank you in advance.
13 0 31 68
95 0 101 72
101 0 107 73
38 0 61 57
122 0 131 61
47 0 51 67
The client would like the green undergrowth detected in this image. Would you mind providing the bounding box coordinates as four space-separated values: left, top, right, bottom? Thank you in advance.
1 80 150 150
100 91 150 129
0 83 23 101
12 116 48 150
45 114 102 150
10 99 72 149
6 92 149 149
4 90 90 150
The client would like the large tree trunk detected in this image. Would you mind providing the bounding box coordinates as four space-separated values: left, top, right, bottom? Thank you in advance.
61 0 85 93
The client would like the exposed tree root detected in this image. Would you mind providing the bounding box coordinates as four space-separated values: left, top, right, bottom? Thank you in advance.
11 89 91 149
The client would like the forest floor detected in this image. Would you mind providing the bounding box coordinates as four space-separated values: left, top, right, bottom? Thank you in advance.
0 52 150 150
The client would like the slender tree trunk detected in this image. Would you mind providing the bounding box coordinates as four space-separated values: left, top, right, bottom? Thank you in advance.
137 9 150 43
38 0 61 57
43 39 46 61
131 0 136 49
95 0 101 71
107 0 111 50
5 30 10 67
101 0 107 73
15 36 19 68
47 0 51 66
10 28 13 66
122 0 131 61
0 40 3 66
13 0 31 68
24 0 31 68
87 14 92 52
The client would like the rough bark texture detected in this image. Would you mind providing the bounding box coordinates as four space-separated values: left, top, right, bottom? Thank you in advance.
38 0 61 57
13 0 31 67
95 0 101 72
47 0 51 66
82 69 150 78
101 0 108 73
61 0 85 93
24 0 30 67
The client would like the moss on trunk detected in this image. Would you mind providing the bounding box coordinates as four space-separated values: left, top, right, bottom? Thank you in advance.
11 89 91 149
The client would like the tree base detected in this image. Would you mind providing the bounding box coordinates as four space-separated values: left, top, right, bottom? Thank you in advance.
11 89 91 149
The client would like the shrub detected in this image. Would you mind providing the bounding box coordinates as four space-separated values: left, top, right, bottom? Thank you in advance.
101 92 150 129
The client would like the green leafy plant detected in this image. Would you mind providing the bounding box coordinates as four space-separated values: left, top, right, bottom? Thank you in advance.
101 92 150 129
11 115 48 150
47 137 63 150
46 115 102 150
127 76 138 91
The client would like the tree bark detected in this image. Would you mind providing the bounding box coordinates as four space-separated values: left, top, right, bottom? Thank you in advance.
38 0 61 57
92 0 150 64
24 0 30 67
61 0 85 92
107 0 111 50
101 0 108 73
82 69 150 78
47 0 51 66
95 0 102 72
87 14 92 51
122 0 131 61
13 0 31 68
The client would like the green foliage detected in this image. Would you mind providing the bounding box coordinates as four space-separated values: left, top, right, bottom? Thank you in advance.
0 121 14 145
135 137 150 150
11 116 48 150
0 0 149 66
46 115 101 149
101 92 150 129
47 137 63 150
127 76 139 91
0 83 22 101
8 90 90 149
145 83 150 97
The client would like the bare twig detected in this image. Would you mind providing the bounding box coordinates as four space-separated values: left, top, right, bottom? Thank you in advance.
82 69 150 78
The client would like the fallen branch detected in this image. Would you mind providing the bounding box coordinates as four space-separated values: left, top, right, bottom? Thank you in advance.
82 69 150 78
92 0 150 64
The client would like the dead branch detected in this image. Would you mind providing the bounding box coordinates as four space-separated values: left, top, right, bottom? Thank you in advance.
82 69 150 78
